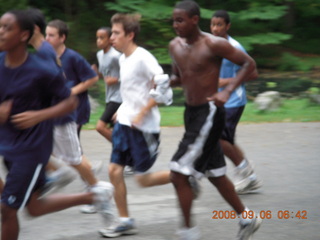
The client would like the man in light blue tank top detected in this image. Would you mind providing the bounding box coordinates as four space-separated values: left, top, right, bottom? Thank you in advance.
211 10 262 194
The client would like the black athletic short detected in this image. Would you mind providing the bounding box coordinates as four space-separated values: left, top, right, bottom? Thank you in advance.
170 102 227 178
100 102 121 125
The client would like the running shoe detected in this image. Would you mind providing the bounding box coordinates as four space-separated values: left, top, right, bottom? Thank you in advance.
99 218 138 238
235 174 262 195
91 160 104 175
42 166 77 196
91 181 116 226
80 204 97 214
124 165 134 176
237 215 262 240
176 226 201 240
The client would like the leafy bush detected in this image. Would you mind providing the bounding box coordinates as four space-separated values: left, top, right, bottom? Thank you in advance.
277 52 311 71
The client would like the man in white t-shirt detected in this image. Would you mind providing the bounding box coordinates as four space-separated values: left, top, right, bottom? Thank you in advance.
98 13 172 238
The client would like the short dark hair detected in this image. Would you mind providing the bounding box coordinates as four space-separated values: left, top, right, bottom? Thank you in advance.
98 27 112 38
7 9 34 42
111 13 141 42
212 10 230 25
175 0 200 18
47 19 69 40
27 8 46 34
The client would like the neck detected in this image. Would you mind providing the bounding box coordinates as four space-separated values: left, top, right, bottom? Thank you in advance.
185 27 202 45
56 44 66 58
123 42 138 57
103 45 111 53
5 49 28 68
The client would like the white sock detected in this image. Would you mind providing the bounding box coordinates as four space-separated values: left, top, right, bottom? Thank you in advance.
239 207 254 225
237 159 247 169
120 217 130 223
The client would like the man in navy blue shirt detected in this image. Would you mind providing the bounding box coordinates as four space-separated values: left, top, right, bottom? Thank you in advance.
45 19 105 194
0 9 114 240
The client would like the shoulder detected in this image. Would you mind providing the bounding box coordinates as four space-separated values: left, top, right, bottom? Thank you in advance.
110 47 121 56
136 47 158 63
169 37 182 50
109 47 121 60
228 36 246 52
28 54 60 76
204 32 228 48
64 48 84 60
97 49 103 57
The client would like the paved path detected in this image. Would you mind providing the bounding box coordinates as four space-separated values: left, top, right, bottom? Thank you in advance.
16 122 320 240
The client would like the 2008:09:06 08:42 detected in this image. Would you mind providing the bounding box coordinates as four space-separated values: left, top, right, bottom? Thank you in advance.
211 210 308 220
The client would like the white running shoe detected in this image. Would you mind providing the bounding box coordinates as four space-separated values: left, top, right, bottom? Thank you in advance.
99 218 138 238
80 204 97 214
237 216 262 240
42 166 77 196
124 166 134 176
176 226 201 240
91 181 116 226
91 160 104 175
234 160 262 194
235 174 262 194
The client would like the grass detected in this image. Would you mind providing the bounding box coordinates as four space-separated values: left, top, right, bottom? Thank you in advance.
83 98 320 129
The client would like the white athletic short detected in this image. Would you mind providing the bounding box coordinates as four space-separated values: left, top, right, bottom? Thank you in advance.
52 122 82 165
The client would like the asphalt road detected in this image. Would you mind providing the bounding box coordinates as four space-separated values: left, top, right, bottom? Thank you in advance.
11 122 320 240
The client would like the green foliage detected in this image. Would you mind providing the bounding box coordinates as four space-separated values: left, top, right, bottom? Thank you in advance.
0 0 318 69
277 53 312 72
237 5 288 20
0 0 28 12
105 0 175 64
237 33 291 51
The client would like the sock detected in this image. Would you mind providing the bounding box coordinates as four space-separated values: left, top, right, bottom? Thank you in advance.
237 159 248 169
239 207 254 225
120 217 130 223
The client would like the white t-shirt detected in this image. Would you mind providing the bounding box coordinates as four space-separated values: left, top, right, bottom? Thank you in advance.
117 47 163 133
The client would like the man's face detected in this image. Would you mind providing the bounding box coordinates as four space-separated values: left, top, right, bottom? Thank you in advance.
0 13 28 51
172 9 194 38
96 29 110 50
210 17 230 38
110 23 128 53
45 26 64 49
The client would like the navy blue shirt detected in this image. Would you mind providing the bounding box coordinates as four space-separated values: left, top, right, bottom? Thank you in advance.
57 48 97 125
0 52 70 154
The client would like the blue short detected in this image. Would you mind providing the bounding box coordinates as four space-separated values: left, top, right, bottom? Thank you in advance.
1 148 49 209
111 123 160 173
220 106 245 144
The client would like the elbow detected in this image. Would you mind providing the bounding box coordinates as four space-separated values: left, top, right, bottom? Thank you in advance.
93 76 99 83
251 69 259 81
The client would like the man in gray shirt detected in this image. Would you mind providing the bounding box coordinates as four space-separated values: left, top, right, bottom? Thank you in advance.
93 27 122 142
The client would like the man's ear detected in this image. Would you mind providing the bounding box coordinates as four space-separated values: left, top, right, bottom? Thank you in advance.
226 23 231 31
191 15 199 25
60 34 67 43
21 30 31 43
127 31 135 41
34 25 41 34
